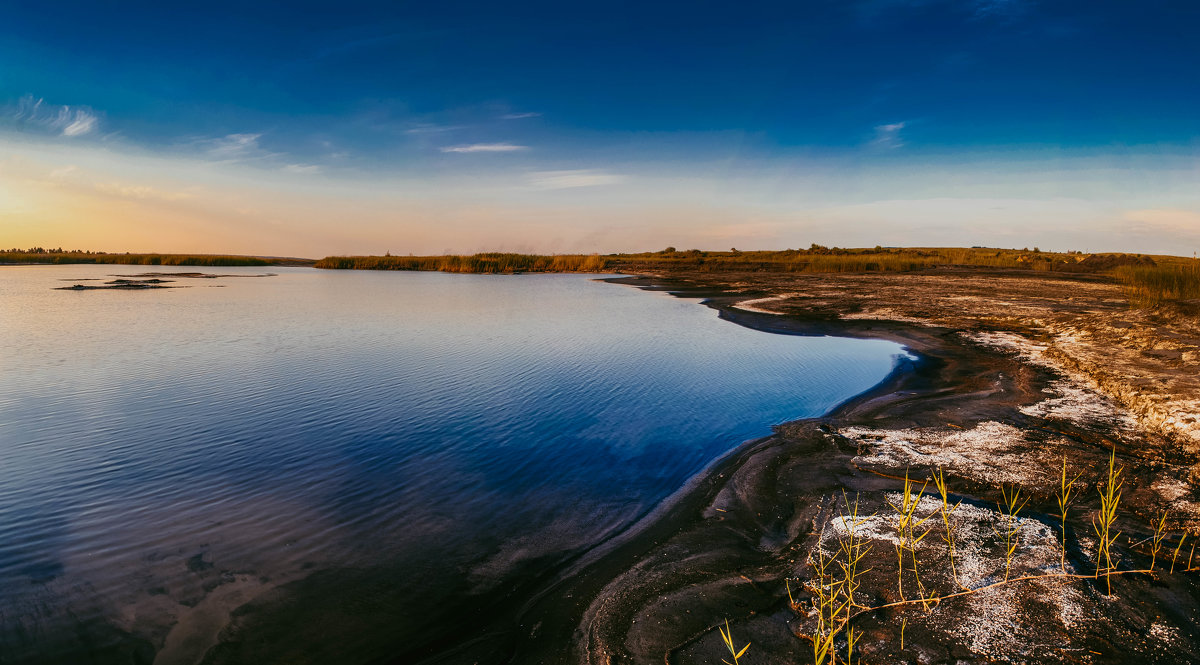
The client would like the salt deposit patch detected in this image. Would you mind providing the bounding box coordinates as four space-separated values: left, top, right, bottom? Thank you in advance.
1149 621 1181 645
1020 379 1138 431
844 421 1055 488
813 491 1087 659
732 293 801 314
818 494 1072 587
962 331 1050 365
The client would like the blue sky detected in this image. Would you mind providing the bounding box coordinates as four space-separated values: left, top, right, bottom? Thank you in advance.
1 1 1198 255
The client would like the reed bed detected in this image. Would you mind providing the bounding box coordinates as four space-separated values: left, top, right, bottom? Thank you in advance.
1 251 275 266
1114 262 1200 308
314 252 608 273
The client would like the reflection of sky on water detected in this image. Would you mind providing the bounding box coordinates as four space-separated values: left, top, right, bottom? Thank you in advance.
0 265 905 658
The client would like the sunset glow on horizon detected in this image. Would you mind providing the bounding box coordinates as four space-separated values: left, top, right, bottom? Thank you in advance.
2 2 1199 257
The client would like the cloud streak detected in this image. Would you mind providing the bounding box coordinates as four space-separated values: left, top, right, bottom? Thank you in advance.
10 94 100 137
200 133 265 160
283 163 321 174
870 121 907 149
528 170 625 189
441 143 528 153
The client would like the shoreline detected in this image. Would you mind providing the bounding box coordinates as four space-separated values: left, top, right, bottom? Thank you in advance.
50 266 1194 664
204 269 1197 664
502 273 1200 664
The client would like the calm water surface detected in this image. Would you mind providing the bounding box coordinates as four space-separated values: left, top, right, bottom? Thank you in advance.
0 265 906 662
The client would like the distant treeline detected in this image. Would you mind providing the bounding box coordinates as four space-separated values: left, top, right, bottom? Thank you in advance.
315 253 609 273
610 245 1159 274
316 246 1164 275
1 248 276 266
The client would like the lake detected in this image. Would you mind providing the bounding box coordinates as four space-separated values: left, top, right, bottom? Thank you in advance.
0 265 906 664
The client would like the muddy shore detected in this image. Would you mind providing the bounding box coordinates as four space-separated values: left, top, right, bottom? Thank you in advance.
513 269 1200 665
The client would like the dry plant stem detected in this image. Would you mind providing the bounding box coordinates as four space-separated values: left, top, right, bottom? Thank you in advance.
837 492 873 620
1150 511 1169 571
847 626 861 664
1092 448 1125 594
933 467 965 590
806 494 875 665
1171 533 1188 574
1057 456 1083 573
888 472 933 602
995 484 1029 582
825 567 1169 645
808 545 840 665
718 619 750 665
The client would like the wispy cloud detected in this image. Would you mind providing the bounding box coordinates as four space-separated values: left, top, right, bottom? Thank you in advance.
970 0 1030 19
440 143 528 153
9 94 100 137
200 133 264 160
405 124 464 135
856 0 1031 22
283 163 321 175
528 170 625 189
870 121 907 149
61 112 98 137
93 181 196 202
49 165 79 180
502 112 541 120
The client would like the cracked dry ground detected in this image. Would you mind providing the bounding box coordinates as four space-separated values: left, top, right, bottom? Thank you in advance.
567 269 1200 665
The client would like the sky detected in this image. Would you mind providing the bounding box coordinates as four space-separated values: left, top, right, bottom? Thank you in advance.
1 0 1199 257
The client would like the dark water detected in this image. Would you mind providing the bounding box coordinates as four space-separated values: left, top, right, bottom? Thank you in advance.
0 266 905 663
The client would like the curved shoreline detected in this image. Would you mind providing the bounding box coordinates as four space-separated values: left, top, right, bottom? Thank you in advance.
505 274 1200 665
169 270 1200 664
368 276 935 665
501 279 993 662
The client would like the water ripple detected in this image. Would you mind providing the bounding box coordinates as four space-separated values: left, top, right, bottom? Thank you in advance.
0 266 905 660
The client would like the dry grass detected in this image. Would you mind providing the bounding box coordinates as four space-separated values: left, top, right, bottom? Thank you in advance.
1114 262 1200 308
